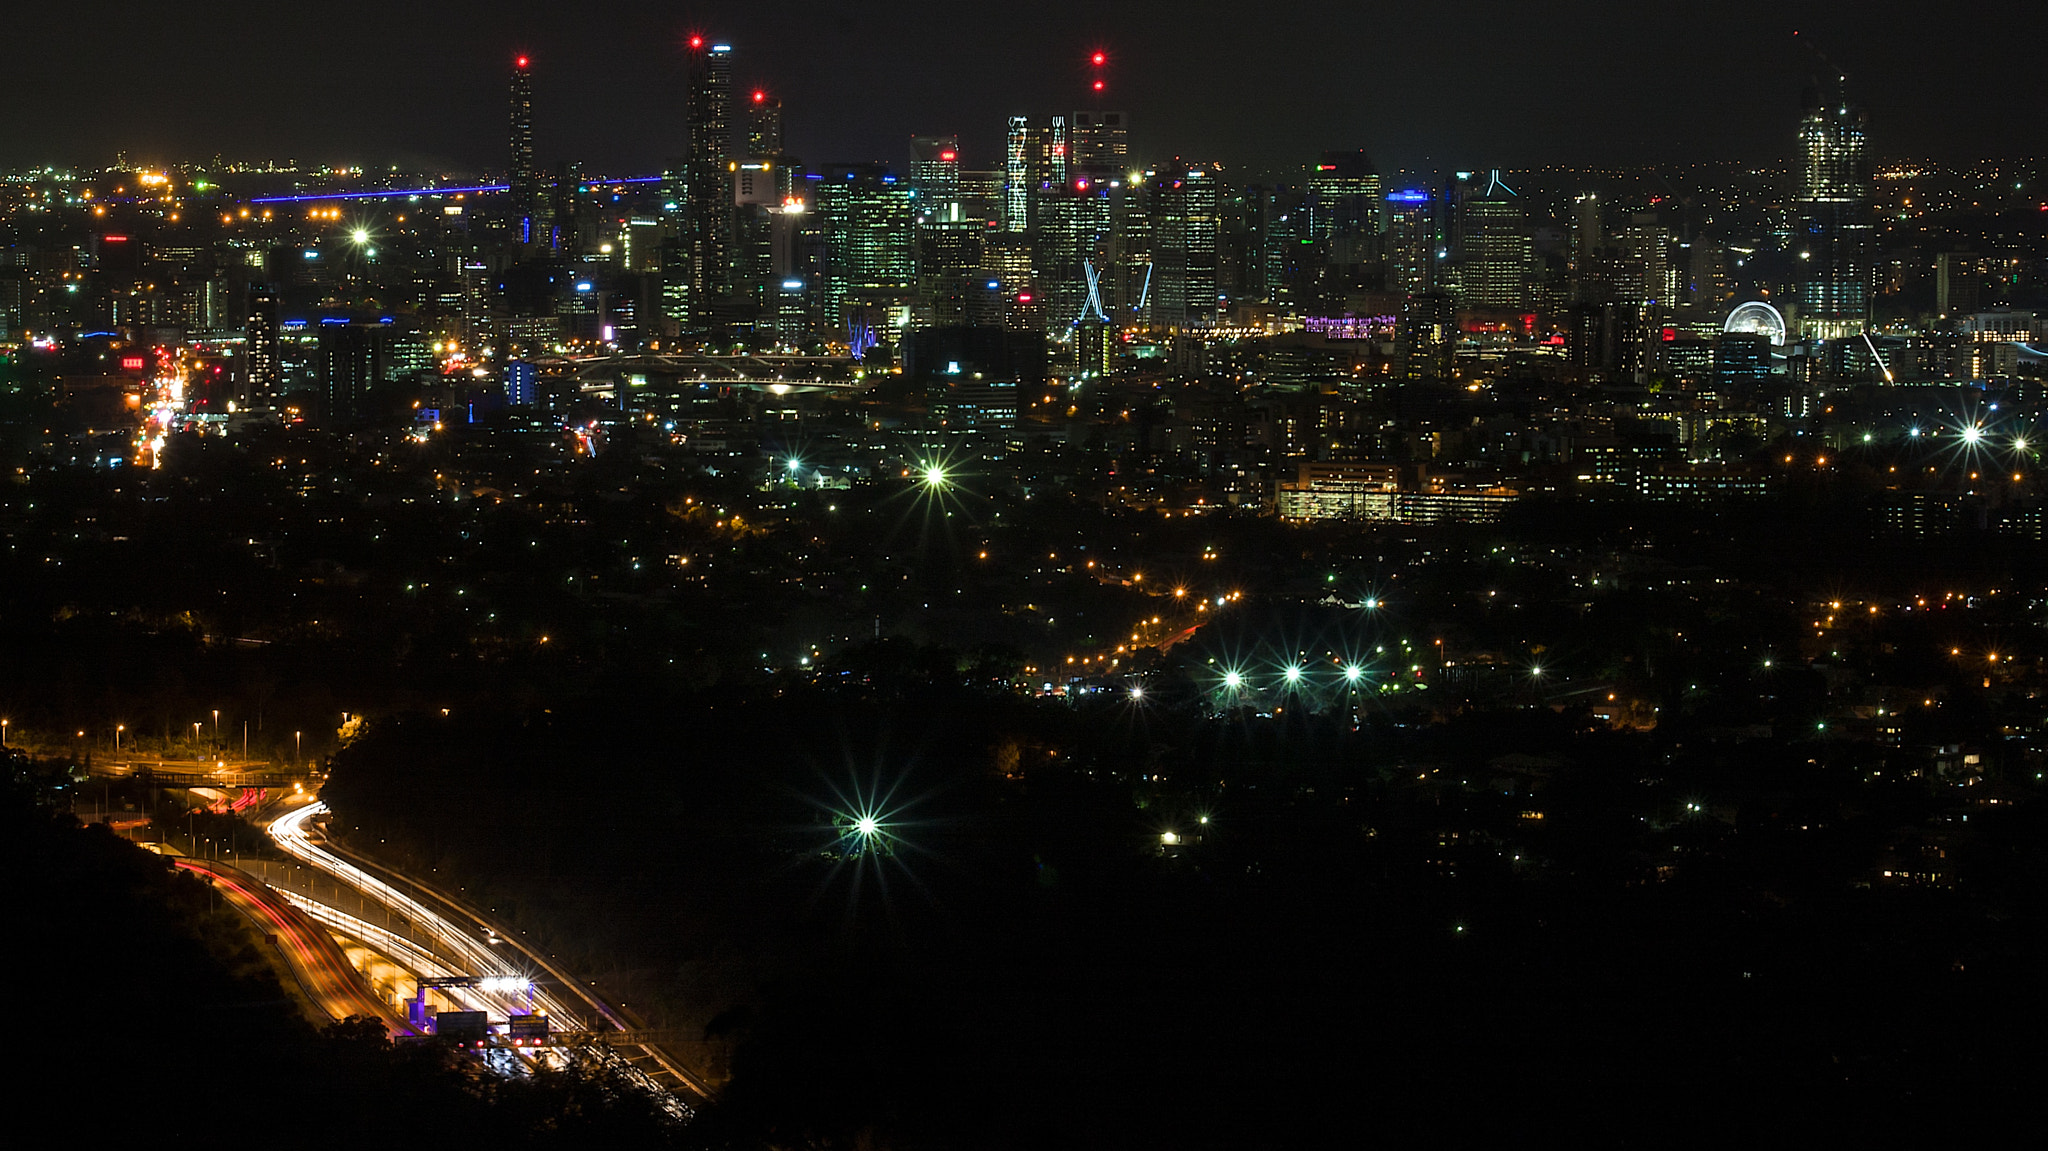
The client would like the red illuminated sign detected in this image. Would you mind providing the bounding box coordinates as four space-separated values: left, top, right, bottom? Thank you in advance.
121 356 146 370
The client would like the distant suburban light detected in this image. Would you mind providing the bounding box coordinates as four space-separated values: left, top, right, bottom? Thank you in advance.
922 463 947 486
1129 686 1145 701
1363 597 1379 610
1223 671 1244 689
2016 437 2030 451
350 228 369 244
1344 664 1364 683
1963 425 1984 443
1283 665 1303 683
855 816 879 836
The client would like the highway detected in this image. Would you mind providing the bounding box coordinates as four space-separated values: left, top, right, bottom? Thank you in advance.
171 857 413 1036
260 799 710 1104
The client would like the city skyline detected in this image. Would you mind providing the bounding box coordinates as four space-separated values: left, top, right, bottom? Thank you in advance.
5 1 2040 174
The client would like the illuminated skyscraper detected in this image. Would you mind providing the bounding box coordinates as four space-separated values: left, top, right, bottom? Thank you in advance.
1004 116 1032 232
1384 189 1438 296
508 55 547 245
1149 165 1219 329
683 39 737 317
909 135 962 222
1794 76 1870 338
745 88 782 159
245 287 279 407
814 165 915 341
1068 111 1127 171
1031 174 1112 353
1306 150 1381 243
1448 170 1530 309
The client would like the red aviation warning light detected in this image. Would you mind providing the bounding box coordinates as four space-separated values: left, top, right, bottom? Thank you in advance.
516 55 529 69
688 35 704 49
1091 51 1106 66
1093 79 1105 91
753 89 766 103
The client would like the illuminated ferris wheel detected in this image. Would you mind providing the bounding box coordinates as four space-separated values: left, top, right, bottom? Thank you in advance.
1724 301 1788 346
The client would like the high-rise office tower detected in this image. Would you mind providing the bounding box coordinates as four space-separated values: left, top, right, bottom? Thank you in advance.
1398 293 1456 382
1306 150 1382 242
909 136 962 222
245 287 279 407
813 165 916 340
1617 213 1671 307
508 55 547 245
1794 75 1871 338
319 319 391 424
1068 111 1128 171
1307 151 1382 308
1150 165 1220 329
1449 171 1530 309
1384 189 1438 297
1233 183 1307 309
745 88 782 159
1032 175 1112 350
1004 116 1033 233
684 39 737 316
1042 116 1071 195
1935 251 1986 316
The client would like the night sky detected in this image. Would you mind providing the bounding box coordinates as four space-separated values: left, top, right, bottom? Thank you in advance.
6 1 2038 177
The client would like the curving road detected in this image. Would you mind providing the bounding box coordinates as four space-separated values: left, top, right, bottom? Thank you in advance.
260 799 711 1102
173 857 413 1036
